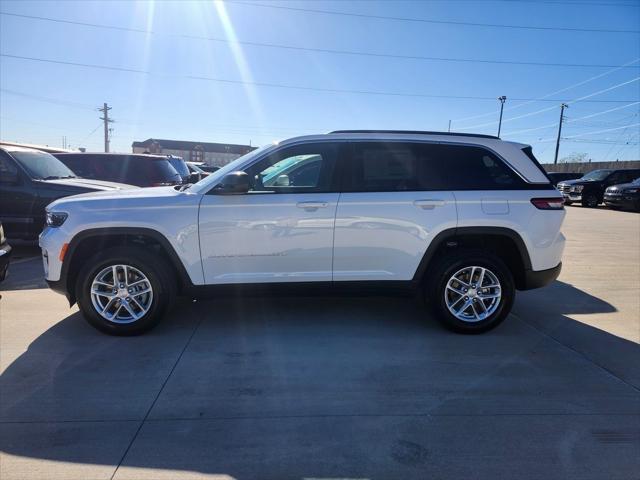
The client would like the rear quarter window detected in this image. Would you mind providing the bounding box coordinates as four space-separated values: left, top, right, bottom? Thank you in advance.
424 144 525 190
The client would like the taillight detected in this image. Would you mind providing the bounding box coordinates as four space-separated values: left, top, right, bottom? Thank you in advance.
531 198 565 210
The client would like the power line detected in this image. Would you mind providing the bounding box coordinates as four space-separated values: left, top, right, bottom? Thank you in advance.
458 76 640 129
2 11 638 70
226 0 640 33
451 58 640 123
2 53 639 104
502 101 639 135
563 122 640 139
0 88 95 110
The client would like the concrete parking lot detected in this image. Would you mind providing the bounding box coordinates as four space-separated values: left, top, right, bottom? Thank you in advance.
1 206 638 480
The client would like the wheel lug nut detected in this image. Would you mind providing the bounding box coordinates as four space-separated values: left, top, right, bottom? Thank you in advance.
464 296 468 301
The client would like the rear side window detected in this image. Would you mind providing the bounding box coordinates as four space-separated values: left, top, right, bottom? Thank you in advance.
344 142 524 192
345 142 421 192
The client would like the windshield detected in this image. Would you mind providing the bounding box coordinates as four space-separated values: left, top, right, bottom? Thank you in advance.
11 150 77 180
580 169 613 181
167 157 189 177
189 144 275 193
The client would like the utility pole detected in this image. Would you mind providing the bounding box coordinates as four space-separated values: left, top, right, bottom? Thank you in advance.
98 103 113 152
448 120 451 132
497 96 507 137
553 103 568 165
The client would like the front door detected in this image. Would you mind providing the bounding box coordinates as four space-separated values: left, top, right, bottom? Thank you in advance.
198 142 340 284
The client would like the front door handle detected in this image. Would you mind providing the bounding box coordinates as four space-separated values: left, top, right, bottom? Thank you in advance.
296 201 329 210
414 199 445 209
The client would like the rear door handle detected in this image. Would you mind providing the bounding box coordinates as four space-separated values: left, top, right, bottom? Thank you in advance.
296 201 329 210
414 199 445 209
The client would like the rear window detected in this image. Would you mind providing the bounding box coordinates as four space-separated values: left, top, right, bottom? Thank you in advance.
521 146 551 182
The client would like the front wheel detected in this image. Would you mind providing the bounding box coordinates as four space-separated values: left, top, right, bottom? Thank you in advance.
426 250 515 333
582 194 599 208
76 247 176 335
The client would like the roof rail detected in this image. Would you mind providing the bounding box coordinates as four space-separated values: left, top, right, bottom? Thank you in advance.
329 130 500 140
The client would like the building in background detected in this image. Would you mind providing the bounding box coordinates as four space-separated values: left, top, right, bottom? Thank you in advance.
132 138 255 167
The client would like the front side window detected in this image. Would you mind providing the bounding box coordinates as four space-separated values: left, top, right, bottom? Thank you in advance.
0 154 18 176
244 143 337 193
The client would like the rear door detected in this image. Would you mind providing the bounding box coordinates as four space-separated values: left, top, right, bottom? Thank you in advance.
333 141 457 281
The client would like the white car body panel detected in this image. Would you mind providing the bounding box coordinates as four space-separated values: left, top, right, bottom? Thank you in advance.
198 192 339 284
333 191 457 281
454 190 566 271
41 187 204 284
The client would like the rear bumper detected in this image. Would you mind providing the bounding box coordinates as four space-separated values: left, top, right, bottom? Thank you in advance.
520 262 562 290
0 243 12 282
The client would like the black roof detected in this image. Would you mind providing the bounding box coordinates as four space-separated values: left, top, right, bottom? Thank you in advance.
132 138 255 154
330 130 500 139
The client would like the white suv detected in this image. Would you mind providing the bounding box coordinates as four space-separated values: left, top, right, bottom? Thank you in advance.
40 131 565 335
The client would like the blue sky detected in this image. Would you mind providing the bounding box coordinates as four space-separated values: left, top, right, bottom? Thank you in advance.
1 0 639 163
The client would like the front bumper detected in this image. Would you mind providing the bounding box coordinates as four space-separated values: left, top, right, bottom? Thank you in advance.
521 262 562 290
562 193 581 203
0 243 12 282
604 194 638 209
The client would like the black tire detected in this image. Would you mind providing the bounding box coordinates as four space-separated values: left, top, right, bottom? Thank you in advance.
564 200 573 206
76 247 176 335
426 249 515 334
582 194 599 208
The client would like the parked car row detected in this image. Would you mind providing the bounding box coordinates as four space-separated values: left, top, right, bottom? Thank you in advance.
555 168 640 211
0 144 226 241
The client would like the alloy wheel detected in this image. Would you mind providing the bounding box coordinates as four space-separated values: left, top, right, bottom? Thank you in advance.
444 266 501 322
90 264 153 323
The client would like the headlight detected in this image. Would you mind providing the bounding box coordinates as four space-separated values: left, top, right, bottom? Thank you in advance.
570 185 584 193
623 188 638 194
46 212 68 227
0 224 5 244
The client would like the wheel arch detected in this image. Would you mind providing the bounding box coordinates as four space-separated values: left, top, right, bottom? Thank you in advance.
412 227 532 290
61 227 193 305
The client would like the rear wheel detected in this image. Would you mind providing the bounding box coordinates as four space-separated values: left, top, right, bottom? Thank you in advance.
76 247 175 335
426 250 515 333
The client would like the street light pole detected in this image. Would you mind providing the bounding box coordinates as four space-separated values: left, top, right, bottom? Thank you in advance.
497 96 507 138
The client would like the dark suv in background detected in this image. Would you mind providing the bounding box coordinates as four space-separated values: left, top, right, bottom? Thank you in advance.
604 177 640 211
557 168 640 208
0 146 133 240
53 153 182 188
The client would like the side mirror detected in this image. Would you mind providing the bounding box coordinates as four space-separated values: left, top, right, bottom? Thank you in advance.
0 170 19 184
213 171 250 195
